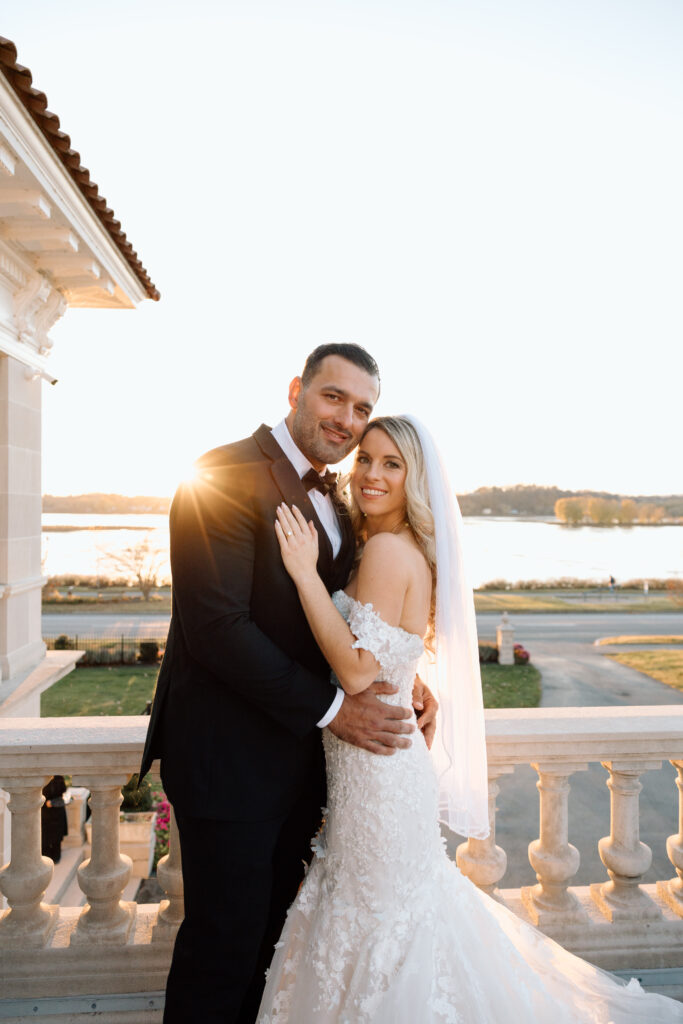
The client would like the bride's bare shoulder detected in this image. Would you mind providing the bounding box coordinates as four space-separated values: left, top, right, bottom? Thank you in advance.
361 531 429 579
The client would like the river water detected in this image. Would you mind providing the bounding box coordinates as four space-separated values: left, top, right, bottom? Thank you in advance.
42 514 683 588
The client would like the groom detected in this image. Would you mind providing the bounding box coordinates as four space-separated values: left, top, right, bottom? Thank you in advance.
139 343 437 1023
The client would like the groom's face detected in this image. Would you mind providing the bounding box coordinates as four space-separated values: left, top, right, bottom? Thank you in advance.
288 355 379 469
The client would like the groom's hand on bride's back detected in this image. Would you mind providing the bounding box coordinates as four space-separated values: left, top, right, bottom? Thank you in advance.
326 682 414 755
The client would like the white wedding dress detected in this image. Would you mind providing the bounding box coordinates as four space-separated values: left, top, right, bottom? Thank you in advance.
257 592 683 1023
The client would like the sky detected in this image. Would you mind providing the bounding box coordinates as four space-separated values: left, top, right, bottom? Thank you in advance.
3 0 682 497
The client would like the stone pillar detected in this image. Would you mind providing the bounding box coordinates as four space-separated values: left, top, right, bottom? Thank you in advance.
456 766 514 896
0 775 57 946
0 354 45 680
658 760 683 916
70 776 135 945
153 805 184 942
496 613 514 666
591 760 662 922
62 786 88 849
521 763 588 925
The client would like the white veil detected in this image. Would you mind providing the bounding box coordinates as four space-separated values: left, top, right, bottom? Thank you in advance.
404 415 490 840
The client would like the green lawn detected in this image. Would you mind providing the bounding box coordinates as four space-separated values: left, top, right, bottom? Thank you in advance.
606 651 683 693
41 663 540 717
473 592 676 614
596 635 683 646
41 665 158 717
480 663 542 708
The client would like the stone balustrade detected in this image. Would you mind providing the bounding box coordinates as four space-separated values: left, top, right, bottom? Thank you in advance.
1 707 683 1008
459 706 683 977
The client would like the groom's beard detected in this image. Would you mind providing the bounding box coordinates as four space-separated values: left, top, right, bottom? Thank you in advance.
291 414 357 466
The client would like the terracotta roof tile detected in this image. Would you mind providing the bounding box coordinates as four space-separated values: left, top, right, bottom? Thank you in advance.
0 37 159 300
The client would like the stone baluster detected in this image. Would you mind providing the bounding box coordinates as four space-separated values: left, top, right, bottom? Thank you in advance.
456 766 514 897
153 805 184 942
521 763 588 925
590 760 662 922
0 775 58 947
658 760 683 916
70 775 135 945
62 786 88 849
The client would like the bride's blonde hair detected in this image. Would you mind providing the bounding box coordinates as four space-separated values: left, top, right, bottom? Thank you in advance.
346 416 436 651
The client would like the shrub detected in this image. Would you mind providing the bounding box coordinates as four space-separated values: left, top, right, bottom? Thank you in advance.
514 643 530 665
138 641 160 664
479 643 499 664
121 773 153 813
76 641 139 666
53 634 73 650
47 574 131 589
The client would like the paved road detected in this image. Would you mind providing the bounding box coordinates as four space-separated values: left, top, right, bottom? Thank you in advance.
45 609 683 889
42 614 171 638
43 610 682 643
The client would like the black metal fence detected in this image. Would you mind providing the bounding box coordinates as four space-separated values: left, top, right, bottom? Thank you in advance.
44 633 168 666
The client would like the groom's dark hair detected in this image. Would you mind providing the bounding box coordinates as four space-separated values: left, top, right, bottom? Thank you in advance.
301 343 380 390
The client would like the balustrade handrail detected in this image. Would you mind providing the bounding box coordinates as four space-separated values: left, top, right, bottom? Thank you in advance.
3 706 683 772
484 705 683 764
0 716 148 776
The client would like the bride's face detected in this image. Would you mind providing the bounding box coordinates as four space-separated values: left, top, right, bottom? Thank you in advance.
351 428 408 527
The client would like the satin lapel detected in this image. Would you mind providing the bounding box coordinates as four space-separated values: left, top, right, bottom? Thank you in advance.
270 460 334 578
332 498 356 590
335 499 355 560
255 425 335 581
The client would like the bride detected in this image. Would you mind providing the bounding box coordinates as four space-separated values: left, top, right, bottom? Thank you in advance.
258 415 683 1023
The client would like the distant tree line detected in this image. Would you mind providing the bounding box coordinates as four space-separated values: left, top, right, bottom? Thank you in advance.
555 496 667 526
457 485 570 516
43 494 170 514
43 488 683 521
457 485 683 519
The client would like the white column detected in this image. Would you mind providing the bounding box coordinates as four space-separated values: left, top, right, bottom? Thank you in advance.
456 766 513 896
591 760 662 922
0 354 45 680
658 760 683 916
152 806 184 942
521 763 588 925
70 775 135 945
0 775 57 946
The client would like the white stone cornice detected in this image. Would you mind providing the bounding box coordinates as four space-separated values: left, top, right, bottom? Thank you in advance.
0 75 146 307
32 289 65 354
0 187 51 219
0 142 16 176
0 244 28 289
12 267 65 354
0 223 79 253
0 316 56 379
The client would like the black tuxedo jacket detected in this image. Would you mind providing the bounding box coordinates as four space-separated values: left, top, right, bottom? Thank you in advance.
139 425 356 821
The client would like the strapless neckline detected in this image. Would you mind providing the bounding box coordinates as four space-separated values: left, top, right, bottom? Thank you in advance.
332 589 425 647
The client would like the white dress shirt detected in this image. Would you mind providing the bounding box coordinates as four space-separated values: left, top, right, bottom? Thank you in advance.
270 419 345 728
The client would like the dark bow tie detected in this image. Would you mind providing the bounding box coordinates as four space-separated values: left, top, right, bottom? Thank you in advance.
302 468 338 496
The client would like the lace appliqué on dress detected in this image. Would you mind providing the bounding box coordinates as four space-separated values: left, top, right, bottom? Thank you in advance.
347 598 424 672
